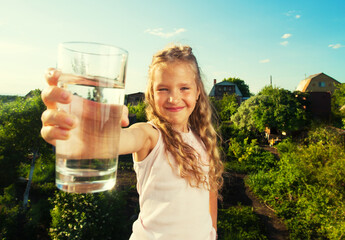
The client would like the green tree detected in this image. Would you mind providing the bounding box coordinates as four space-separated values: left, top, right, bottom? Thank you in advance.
0 90 52 188
231 95 267 132
231 86 309 133
210 93 239 122
223 77 251 97
332 83 345 128
333 83 345 107
254 86 309 132
0 90 55 239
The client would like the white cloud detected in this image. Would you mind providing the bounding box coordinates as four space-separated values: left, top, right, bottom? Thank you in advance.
285 11 301 19
328 43 344 49
259 59 270 63
280 41 289 46
145 28 187 38
281 33 292 39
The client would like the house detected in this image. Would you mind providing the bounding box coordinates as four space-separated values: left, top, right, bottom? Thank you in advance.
296 73 341 121
296 72 340 94
125 92 145 105
209 79 243 102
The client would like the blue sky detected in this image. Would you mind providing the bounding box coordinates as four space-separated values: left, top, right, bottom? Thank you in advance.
0 0 344 96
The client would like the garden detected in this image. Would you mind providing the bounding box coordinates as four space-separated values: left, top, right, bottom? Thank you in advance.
1 79 345 239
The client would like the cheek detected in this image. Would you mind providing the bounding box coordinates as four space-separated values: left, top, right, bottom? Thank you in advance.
184 92 198 105
154 94 165 108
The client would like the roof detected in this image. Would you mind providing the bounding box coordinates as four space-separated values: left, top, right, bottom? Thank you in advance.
126 92 144 96
209 81 243 97
296 79 312 92
296 72 340 92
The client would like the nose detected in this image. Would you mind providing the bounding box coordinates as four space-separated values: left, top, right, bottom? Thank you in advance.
168 90 180 104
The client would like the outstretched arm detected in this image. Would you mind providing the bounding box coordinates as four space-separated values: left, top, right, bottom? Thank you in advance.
119 122 158 157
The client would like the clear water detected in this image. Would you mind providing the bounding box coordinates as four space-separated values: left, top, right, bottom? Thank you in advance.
56 76 124 193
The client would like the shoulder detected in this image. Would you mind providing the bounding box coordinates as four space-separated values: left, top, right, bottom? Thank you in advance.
129 122 159 139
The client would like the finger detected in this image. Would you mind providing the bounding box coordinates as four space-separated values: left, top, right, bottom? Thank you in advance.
121 105 130 127
41 125 70 146
45 68 61 86
41 109 77 129
41 86 72 109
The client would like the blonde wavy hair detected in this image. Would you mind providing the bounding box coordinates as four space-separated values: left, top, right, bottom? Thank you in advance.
145 44 224 193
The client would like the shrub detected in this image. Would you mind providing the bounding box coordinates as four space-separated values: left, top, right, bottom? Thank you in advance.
0 184 25 240
247 127 345 239
127 101 147 122
49 190 130 240
217 205 267 240
226 137 277 173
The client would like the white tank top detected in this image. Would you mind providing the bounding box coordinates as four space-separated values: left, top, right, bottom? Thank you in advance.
129 125 216 240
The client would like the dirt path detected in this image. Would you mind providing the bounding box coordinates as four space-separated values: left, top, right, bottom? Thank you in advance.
245 177 289 240
221 172 289 240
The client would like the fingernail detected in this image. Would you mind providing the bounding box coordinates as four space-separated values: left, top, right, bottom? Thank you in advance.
48 69 55 78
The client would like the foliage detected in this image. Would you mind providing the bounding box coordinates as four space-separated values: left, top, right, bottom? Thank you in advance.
223 77 252 97
232 86 310 134
226 137 277 173
333 83 345 107
217 205 267 240
230 95 267 133
246 127 345 239
127 101 147 122
49 190 130 240
255 86 309 132
332 83 345 129
0 184 26 240
0 90 60 239
210 94 239 122
0 89 52 188
0 95 19 103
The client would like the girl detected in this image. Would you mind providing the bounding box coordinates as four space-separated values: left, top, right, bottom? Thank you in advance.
41 44 223 239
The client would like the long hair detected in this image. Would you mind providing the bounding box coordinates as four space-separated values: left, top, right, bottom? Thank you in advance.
145 44 223 193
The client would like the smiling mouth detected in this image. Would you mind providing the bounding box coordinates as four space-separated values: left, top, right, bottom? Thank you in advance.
166 107 184 112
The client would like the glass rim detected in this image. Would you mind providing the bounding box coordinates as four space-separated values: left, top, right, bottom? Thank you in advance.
59 41 128 56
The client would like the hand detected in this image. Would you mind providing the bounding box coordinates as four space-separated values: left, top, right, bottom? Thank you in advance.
40 68 130 146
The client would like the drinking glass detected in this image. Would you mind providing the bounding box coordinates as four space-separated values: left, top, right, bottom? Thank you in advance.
55 42 128 193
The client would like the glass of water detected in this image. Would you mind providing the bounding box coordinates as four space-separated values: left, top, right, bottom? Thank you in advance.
55 42 128 193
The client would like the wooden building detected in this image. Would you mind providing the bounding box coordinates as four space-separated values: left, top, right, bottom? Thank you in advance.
296 72 340 94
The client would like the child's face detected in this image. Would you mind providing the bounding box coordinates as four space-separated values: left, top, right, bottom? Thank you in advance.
153 62 200 132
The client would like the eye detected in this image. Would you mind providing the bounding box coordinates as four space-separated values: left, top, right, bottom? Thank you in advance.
181 87 190 91
158 88 168 92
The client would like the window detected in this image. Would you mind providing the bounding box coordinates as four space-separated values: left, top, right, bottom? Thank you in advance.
319 82 326 87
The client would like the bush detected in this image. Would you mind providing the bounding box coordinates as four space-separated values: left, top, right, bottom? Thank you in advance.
127 101 147 122
0 184 25 240
247 127 345 239
49 190 130 240
226 137 277 173
217 205 267 240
